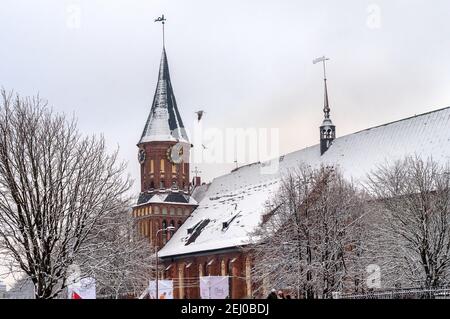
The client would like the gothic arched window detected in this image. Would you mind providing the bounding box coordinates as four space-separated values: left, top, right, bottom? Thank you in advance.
221 260 226 276
227 259 234 298
226 259 233 276
150 159 154 173
160 159 165 173
204 262 209 276
168 220 175 240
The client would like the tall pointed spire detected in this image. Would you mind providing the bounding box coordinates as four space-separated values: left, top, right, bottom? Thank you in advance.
139 17 189 145
313 56 336 155
323 77 330 119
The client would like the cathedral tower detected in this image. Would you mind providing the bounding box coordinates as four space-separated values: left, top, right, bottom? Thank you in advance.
138 47 191 192
133 43 197 249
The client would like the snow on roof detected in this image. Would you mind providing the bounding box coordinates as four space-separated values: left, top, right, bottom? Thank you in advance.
139 48 189 144
191 183 210 203
159 107 450 258
134 191 198 207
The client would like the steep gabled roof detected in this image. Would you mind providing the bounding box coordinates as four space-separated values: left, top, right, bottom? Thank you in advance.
139 48 189 144
159 106 450 258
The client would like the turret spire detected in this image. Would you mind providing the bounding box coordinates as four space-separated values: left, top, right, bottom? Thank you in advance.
139 17 189 145
323 76 330 119
313 56 336 155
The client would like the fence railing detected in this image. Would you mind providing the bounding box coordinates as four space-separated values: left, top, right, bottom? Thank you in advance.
337 288 450 299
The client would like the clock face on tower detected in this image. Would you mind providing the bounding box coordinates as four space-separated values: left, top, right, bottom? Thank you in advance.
166 144 184 164
138 149 146 164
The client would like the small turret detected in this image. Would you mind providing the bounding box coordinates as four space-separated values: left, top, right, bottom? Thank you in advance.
314 56 336 155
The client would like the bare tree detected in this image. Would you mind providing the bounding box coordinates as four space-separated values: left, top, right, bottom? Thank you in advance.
366 156 450 289
249 165 367 299
79 207 155 299
0 90 131 298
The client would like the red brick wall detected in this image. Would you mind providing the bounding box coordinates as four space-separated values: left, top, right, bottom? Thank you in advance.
138 141 190 192
163 250 253 299
133 203 196 248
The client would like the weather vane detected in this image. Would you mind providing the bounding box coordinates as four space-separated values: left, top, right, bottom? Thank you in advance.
154 14 167 47
313 56 330 81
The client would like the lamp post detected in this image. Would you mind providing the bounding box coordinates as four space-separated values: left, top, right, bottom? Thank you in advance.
155 226 175 299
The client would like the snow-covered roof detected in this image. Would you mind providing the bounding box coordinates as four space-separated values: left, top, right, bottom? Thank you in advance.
159 106 450 258
134 191 198 207
191 183 210 203
139 47 189 144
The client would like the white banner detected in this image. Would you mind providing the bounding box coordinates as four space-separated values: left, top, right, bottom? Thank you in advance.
67 277 96 299
200 276 229 299
148 280 174 299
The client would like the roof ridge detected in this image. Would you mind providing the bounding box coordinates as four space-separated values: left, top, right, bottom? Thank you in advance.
223 106 450 178
346 105 450 137
291 105 450 155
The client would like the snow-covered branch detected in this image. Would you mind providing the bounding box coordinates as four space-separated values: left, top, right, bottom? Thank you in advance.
0 90 132 298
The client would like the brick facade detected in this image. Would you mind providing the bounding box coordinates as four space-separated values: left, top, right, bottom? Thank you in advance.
133 203 195 248
162 250 255 299
133 140 197 248
138 141 190 193
134 140 257 299
133 46 257 299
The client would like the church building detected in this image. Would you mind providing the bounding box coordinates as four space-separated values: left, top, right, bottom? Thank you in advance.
134 41 450 299
132 45 198 253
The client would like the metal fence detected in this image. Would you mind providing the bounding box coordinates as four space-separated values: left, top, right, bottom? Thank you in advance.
338 288 450 299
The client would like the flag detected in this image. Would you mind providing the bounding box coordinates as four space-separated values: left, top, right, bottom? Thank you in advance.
68 277 96 299
72 292 82 299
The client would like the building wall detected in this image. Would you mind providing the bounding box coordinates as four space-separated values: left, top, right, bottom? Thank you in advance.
133 203 196 248
134 139 196 248
163 250 254 299
138 141 190 192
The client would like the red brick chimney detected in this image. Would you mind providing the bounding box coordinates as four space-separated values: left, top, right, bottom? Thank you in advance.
194 176 201 187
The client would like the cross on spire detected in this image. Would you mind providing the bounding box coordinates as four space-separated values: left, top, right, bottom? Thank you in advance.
192 166 202 178
154 14 167 47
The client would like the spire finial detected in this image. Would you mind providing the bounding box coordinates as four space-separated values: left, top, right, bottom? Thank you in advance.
313 56 331 119
154 14 167 47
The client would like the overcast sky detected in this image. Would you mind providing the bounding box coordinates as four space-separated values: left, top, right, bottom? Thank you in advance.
1 0 450 201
